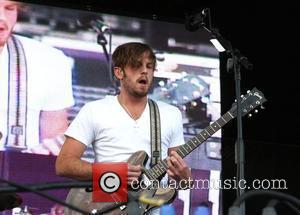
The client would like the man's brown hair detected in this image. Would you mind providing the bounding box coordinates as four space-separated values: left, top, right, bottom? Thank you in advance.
112 42 156 71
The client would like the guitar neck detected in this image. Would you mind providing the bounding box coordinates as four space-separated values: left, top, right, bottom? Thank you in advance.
145 110 235 180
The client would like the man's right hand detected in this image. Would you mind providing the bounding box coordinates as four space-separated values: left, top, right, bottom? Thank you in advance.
127 164 142 185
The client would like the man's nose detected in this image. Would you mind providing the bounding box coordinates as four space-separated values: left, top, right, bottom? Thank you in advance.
141 65 149 74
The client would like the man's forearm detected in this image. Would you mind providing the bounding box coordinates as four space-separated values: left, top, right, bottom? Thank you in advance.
56 157 92 180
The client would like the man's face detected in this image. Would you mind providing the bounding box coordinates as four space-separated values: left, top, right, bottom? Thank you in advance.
0 0 18 47
121 53 155 98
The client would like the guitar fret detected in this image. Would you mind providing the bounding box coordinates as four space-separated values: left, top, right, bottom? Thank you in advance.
158 162 166 172
185 144 192 153
177 148 185 157
218 117 226 126
199 133 205 140
227 111 234 118
220 116 227 124
201 130 209 138
181 145 189 154
152 168 160 179
145 169 156 181
186 141 193 150
162 160 168 169
151 169 158 180
211 122 220 130
156 163 164 173
154 167 162 176
215 120 221 128
153 167 161 179
206 127 214 135
210 124 216 132
185 145 190 154
223 113 232 121
191 139 198 147
193 136 199 142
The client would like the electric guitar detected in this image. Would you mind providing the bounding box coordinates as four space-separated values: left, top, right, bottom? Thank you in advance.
65 87 267 215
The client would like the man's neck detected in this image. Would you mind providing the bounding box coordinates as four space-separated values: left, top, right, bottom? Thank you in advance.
118 91 147 108
0 45 4 54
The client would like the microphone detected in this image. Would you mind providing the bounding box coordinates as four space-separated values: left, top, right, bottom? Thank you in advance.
0 193 23 211
77 16 111 33
185 8 209 32
90 19 111 32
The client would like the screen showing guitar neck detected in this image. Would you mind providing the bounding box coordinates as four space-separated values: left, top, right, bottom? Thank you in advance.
0 1 222 214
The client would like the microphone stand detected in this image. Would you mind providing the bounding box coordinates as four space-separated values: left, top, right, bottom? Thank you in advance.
94 27 117 95
197 9 253 215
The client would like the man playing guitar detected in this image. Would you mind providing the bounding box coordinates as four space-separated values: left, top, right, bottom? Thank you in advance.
56 42 192 214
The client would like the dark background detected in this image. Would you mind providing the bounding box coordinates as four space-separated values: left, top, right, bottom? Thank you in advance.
19 0 300 214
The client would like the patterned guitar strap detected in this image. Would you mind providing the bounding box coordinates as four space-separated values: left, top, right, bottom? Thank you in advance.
148 99 161 167
4 35 28 150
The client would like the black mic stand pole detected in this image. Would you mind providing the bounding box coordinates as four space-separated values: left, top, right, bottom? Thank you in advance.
95 28 117 95
198 9 253 215
231 46 246 215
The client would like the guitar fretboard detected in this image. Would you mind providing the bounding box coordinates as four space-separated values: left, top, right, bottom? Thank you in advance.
144 111 235 181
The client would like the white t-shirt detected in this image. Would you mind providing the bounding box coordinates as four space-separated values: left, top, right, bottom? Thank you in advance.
0 35 74 150
65 96 184 215
65 95 184 165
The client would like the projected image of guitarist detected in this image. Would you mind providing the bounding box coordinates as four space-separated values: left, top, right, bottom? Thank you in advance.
56 42 193 214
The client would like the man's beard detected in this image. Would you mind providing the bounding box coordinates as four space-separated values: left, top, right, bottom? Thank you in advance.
123 79 152 98
0 29 11 48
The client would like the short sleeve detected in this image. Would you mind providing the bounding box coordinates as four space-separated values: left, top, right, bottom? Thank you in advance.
64 103 95 147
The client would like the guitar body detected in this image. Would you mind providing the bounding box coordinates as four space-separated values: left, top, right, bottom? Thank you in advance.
64 151 176 215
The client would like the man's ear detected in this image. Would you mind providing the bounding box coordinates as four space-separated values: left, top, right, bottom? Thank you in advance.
114 67 123 80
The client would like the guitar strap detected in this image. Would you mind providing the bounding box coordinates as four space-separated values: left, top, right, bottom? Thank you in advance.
5 35 28 150
148 99 161 167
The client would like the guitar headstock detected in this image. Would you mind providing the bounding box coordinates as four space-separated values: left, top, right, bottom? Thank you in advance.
230 87 267 118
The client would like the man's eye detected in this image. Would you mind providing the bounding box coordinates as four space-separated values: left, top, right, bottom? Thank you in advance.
147 64 155 70
5 5 17 11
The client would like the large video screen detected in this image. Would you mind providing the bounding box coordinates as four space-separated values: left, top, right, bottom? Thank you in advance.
0 1 221 214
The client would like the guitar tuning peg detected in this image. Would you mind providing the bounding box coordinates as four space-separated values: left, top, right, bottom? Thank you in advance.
234 99 237 102
247 90 250 93
260 105 266 109
254 109 258 113
248 113 252 118
241 94 244 98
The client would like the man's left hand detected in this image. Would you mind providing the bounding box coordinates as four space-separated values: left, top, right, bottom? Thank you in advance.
166 151 192 182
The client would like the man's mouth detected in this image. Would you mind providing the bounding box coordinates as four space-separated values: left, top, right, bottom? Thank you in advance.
0 26 8 33
137 78 148 85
